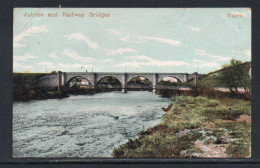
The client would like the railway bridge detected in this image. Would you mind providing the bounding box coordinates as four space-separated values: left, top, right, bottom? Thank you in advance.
36 71 199 92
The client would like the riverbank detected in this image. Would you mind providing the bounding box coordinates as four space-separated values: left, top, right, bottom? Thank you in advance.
112 96 251 158
13 89 68 101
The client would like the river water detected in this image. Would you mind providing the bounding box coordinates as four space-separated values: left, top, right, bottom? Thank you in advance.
13 91 171 157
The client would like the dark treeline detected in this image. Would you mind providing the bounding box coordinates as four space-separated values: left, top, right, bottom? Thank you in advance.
13 72 68 101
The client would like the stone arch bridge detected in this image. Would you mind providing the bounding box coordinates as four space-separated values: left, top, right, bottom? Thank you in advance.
37 72 199 92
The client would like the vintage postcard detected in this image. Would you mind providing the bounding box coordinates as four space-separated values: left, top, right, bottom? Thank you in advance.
13 8 251 158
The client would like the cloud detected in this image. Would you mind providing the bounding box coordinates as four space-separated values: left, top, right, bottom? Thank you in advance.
192 59 204 63
199 62 220 68
126 55 153 61
140 36 182 46
56 63 97 71
187 26 200 32
119 37 134 43
108 28 122 36
65 33 99 49
233 49 251 58
106 48 137 55
13 62 20 68
14 53 36 62
194 49 231 62
57 63 92 68
13 62 34 71
118 55 190 67
108 28 182 46
35 62 94 71
192 58 220 68
102 59 113 63
244 49 251 58
49 51 59 60
13 26 48 48
63 49 96 62
38 62 56 69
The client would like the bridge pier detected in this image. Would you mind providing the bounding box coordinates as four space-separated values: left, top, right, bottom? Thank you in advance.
57 71 62 91
92 73 97 89
122 88 127 93
121 73 128 93
152 73 158 94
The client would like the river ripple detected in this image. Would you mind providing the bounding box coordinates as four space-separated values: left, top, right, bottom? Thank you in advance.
13 91 171 157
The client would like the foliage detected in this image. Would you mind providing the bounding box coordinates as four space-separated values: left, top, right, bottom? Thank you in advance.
219 59 251 95
13 73 47 90
13 73 68 101
128 77 152 87
97 76 121 87
193 61 251 90
71 83 80 89
50 70 57 74
158 80 181 86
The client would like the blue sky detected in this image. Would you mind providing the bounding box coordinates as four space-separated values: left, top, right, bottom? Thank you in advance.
13 8 251 73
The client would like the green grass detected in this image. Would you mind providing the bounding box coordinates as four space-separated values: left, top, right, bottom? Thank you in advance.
112 96 251 158
214 122 251 158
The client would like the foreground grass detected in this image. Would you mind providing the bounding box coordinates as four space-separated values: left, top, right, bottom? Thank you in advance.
112 96 251 158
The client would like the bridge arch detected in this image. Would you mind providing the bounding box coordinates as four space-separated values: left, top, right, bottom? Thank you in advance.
127 75 154 86
96 76 122 88
127 76 153 88
65 76 92 87
159 76 182 83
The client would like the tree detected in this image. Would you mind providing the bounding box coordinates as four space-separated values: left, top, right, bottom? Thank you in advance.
219 59 251 97
128 77 152 87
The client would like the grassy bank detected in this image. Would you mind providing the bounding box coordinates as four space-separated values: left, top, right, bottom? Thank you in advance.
112 96 251 158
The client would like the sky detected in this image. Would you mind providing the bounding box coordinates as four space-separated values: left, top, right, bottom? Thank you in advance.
13 8 251 73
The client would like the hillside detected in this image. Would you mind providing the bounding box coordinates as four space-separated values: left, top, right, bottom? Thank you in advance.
188 62 251 88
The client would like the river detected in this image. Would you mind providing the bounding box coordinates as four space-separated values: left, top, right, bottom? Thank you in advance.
13 91 171 157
